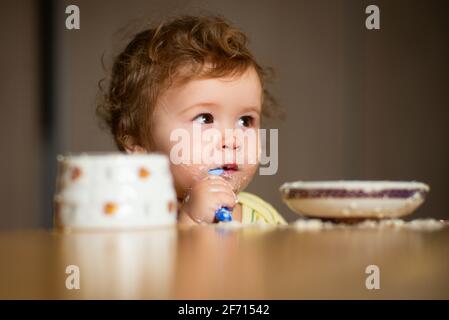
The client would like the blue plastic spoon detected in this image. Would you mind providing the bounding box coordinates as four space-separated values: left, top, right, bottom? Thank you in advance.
208 168 233 222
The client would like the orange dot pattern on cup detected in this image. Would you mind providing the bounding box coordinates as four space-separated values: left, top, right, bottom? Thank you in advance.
168 201 176 214
71 166 82 181
138 167 151 179
104 202 118 215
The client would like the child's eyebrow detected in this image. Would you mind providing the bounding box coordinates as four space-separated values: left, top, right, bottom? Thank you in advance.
183 101 218 110
177 102 218 116
180 102 261 115
240 106 261 114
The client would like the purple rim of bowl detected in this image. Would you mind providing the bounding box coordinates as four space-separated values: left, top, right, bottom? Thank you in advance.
282 188 428 199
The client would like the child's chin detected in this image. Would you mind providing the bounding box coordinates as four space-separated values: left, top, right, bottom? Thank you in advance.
229 175 253 193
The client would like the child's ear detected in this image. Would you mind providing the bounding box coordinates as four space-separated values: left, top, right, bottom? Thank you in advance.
125 145 146 154
122 135 147 154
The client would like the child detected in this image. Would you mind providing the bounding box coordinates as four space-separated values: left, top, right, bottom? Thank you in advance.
97 15 286 225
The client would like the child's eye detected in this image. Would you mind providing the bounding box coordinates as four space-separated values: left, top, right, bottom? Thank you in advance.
238 115 254 128
193 113 214 124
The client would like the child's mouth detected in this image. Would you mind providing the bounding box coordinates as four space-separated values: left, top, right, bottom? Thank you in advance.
221 163 238 173
208 164 239 177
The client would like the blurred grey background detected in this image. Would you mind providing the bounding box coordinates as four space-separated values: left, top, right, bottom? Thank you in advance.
1 0 448 229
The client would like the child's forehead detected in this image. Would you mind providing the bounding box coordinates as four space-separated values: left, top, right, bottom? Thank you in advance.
160 66 262 107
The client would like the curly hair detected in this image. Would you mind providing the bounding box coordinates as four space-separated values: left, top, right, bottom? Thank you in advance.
97 15 279 151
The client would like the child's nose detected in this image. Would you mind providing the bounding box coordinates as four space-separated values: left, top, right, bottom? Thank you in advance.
221 130 240 150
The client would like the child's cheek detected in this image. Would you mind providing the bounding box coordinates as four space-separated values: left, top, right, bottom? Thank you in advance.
170 162 209 190
237 128 261 165
169 163 196 198
230 163 258 192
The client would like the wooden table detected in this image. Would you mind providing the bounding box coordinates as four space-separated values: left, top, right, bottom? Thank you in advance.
1 222 448 299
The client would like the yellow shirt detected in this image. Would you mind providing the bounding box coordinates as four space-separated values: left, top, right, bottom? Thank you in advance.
238 192 287 225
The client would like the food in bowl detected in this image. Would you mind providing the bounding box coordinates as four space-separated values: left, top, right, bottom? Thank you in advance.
280 181 429 220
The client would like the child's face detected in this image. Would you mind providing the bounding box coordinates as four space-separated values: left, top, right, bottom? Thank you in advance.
150 66 262 198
